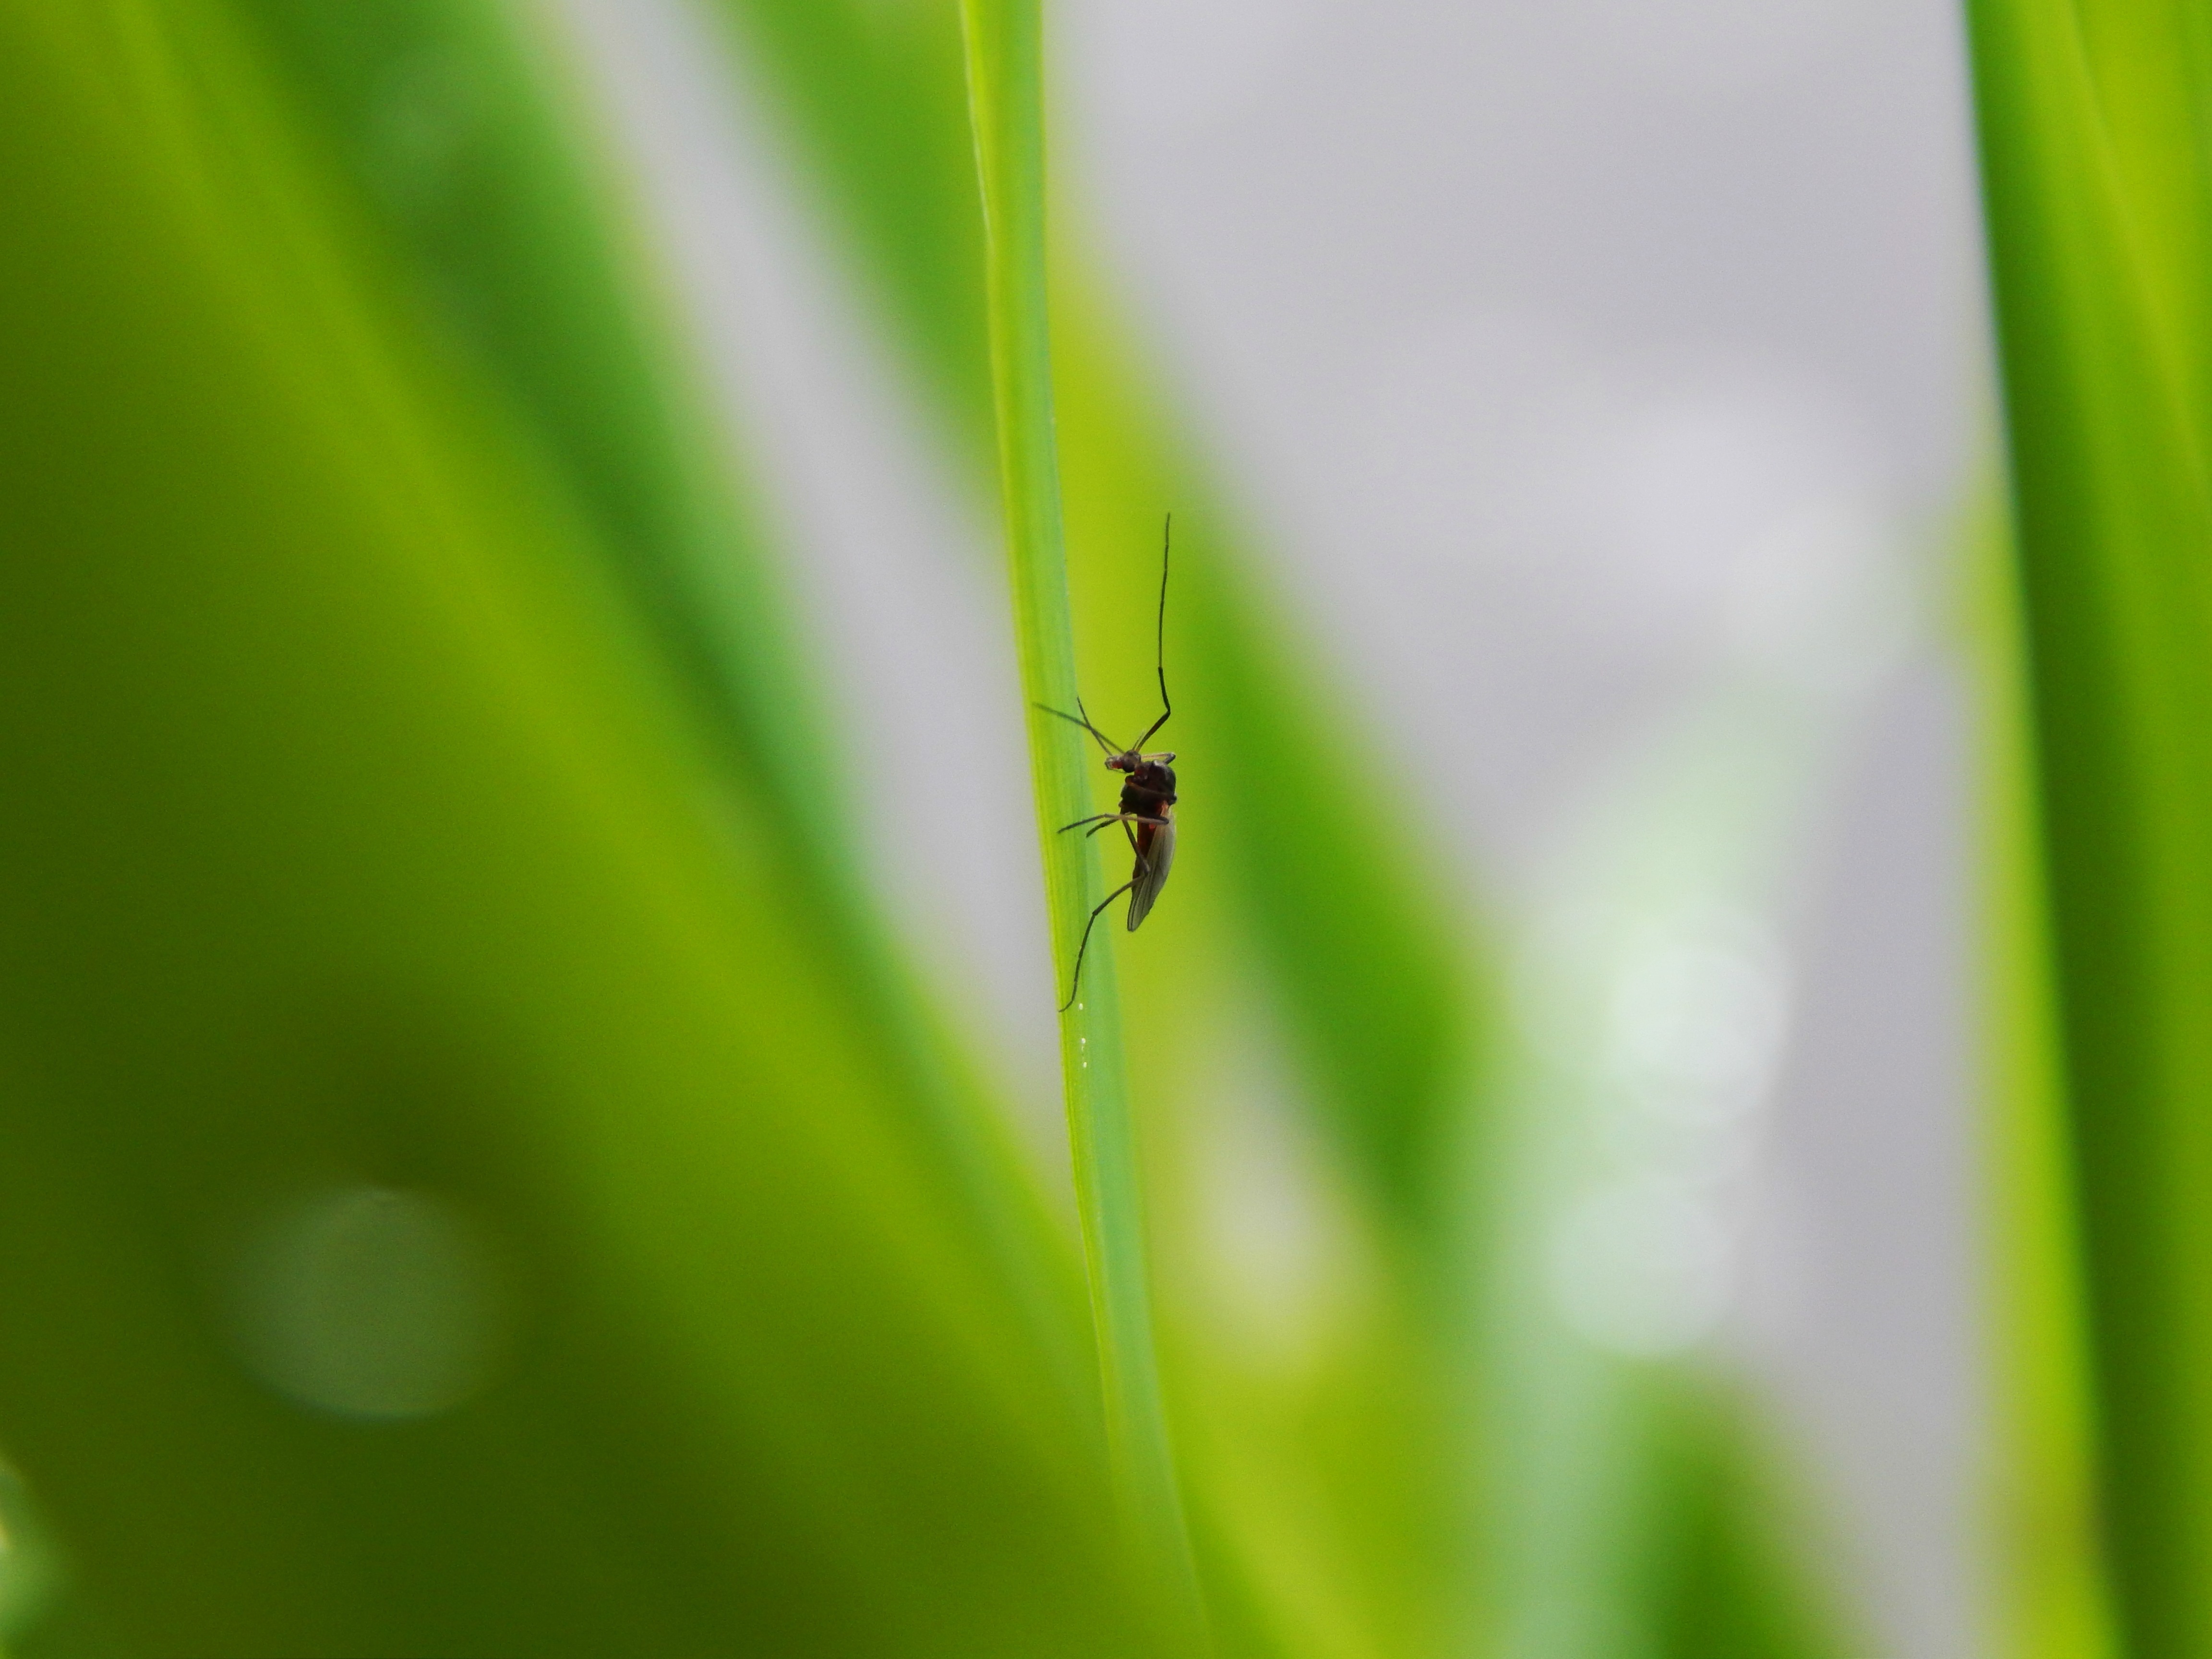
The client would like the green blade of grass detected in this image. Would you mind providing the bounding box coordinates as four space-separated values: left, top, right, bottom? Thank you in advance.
955 0 1203 1638
1964 0 2212 1649
1968 496 2121 1659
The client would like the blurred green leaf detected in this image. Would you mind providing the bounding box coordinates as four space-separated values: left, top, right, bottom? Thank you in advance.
220 5 1082 1361
1966 0 2212 1649
1968 496 2121 1659
0 7 1147 1653
1639 1374 1850 1659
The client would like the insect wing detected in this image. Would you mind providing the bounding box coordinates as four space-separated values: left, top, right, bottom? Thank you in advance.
1124 813 1176 930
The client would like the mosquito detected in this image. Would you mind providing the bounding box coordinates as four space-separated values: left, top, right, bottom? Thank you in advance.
1035 515 1178 1013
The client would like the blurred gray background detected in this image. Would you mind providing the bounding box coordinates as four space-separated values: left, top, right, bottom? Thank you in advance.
557 0 1992 1652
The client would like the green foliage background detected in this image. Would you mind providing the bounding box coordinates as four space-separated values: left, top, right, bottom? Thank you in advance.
0 0 2188 1654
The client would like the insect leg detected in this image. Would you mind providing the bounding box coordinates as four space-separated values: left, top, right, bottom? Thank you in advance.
1061 881 1136 1012
1058 812 1123 834
1085 813 1167 838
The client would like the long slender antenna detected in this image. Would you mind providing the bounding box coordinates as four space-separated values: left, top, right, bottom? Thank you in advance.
1078 697 1123 756
1034 699 1121 756
1134 513 1173 750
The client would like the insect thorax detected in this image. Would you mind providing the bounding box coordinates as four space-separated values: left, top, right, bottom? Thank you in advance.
1120 759 1177 813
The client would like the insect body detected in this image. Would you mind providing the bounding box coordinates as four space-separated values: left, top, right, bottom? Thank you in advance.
1037 517 1178 1012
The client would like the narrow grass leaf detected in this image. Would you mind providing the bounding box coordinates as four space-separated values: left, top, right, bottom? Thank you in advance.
954 0 1204 1638
1967 498 2121 1659
1966 0 2212 1648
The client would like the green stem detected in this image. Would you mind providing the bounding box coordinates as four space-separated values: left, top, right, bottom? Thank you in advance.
954 0 1202 1637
